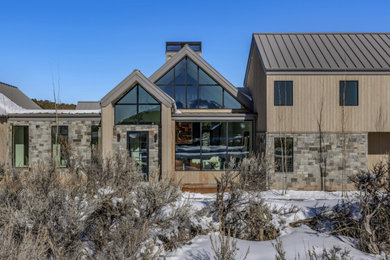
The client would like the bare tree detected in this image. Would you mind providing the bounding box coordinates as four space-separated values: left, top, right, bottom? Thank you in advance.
317 83 328 191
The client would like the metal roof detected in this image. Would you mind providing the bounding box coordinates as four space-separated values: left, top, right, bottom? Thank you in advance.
76 101 100 110
0 82 42 109
253 33 390 73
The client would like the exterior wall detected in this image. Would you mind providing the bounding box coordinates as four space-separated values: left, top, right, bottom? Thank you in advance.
266 74 390 133
112 124 159 176
101 102 172 179
245 45 267 132
264 132 367 191
0 118 7 166
7 118 100 169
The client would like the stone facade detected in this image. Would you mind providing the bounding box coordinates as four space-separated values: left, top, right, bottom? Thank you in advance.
259 132 368 191
113 124 160 176
7 119 100 169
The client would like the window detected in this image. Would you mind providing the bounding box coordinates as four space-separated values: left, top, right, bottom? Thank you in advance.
91 125 101 158
52 126 68 167
115 85 161 125
274 137 293 172
156 57 244 109
340 81 358 106
274 81 293 106
13 126 28 167
175 121 252 171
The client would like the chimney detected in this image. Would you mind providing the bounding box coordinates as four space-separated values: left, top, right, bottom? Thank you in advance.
165 42 202 61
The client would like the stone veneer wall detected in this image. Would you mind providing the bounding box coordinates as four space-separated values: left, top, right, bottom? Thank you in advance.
261 132 368 191
112 125 160 176
7 119 100 169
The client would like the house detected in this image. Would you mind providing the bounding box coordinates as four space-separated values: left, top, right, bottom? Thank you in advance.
245 33 390 190
1 34 390 192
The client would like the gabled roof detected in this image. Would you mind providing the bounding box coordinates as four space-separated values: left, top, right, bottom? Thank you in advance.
100 69 175 108
251 33 390 74
76 101 100 110
149 44 253 110
0 82 42 109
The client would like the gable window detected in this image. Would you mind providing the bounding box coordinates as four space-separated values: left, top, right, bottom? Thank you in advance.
52 126 68 167
274 137 293 172
340 81 358 106
156 57 243 109
115 84 161 125
13 126 28 167
274 81 293 106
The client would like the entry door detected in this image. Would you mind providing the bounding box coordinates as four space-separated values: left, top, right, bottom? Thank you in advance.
127 131 149 176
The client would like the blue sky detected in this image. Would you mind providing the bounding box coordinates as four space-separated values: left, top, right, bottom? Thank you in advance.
0 0 389 104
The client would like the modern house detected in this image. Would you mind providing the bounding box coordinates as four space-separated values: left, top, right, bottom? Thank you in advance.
1 33 390 192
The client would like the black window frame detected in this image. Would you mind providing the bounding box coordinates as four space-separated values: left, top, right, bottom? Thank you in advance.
274 137 294 173
114 84 161 125
274 81 293 106
13 125 29 168
156 57 244 110
51 125 69 168
339 80 359 106
174 121 253 171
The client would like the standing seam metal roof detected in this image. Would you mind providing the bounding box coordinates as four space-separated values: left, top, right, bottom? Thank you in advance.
253 33 390 72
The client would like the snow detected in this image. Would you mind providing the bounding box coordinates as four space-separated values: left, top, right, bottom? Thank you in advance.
165 190 380 260
0 93 100 115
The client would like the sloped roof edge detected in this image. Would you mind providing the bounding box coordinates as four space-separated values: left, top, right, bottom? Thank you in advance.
149 45 253 110
101 69 175 107
0 82 42 109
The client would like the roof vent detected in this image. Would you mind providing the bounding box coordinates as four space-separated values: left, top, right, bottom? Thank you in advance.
165 41 201 61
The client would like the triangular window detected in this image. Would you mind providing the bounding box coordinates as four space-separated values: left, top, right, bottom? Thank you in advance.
155 56 244 109
115 84 160 125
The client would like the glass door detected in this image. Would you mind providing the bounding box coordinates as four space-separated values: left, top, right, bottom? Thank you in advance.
127 131 149 176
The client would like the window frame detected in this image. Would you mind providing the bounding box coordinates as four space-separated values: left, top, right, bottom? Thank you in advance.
274 81 293 106
175 121 253 171
156 57 245 109
51 125 69 168
339 80 359 106
13 125 29 168
274 137 294 173
114 85 161 125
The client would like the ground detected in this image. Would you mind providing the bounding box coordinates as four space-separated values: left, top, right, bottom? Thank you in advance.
166 190 380 260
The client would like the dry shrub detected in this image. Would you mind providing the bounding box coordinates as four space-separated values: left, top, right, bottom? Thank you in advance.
307 161 390 255
0 151 201 259
212 157 279 241
210 228 249 260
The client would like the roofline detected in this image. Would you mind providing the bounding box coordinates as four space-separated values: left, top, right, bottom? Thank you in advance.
100 69 175 108
8 113 101 119
149 44 253 111
244 35 269 86
253 32 390 35
266 70 390 75
0 81 18 88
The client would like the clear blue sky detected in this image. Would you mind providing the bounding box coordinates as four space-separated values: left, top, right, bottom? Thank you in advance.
1 0 389 104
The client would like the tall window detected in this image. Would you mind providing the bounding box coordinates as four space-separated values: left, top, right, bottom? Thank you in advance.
13 126 28 167
175 121 252 171
115 84 161 125
274 81 293 106
52 126 68 167
91 125 101 158
340 81 358 106
274 137 293 172
156 57 243 109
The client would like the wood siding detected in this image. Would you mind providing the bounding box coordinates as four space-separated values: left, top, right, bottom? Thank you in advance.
266 75 390 133
246 46 267 132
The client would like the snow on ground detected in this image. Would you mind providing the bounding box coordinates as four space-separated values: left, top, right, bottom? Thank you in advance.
166 190 379 260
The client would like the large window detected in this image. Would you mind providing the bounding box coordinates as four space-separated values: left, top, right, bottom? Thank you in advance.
156 57 243 109
52 126 68 167
340 81 358 106
115 85 161 125
13 126 28 167
175 121 252 171
274 81 293 106
274 137 293 172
